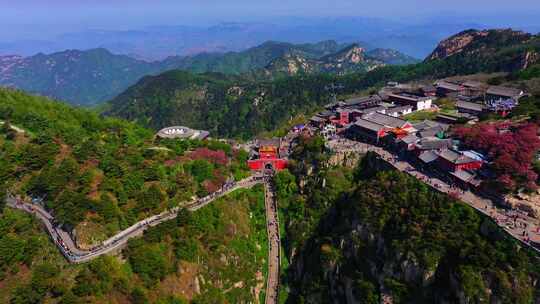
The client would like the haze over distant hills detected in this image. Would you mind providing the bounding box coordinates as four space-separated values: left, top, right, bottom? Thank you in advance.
0 17 509 60
0 40 417 105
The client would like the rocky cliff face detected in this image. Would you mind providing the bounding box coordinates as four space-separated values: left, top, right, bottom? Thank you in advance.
284 154 540 304
522 50 540 70
427 29 533 61
427 30 490 61
263 53 318 76
262 44 386 77
0 55 24 75
321 44 366 64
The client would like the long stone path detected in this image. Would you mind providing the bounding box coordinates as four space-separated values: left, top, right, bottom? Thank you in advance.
0 120 26 134
326 138 540 254
264 180 280 304
5 175 263 263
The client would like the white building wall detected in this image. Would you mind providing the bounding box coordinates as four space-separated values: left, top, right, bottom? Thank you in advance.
402 108 413 115
417 99 432 110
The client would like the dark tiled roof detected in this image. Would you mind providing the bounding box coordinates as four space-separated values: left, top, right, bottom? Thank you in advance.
351 106 387 115
436 114 459 123
486 86 524 98
353 119 385 132
450 170 481 186
437 149 478 164
362 112 409 129
462 81 486 89
345 95 382 107
436 81 463 91
450 170 475 182
413 120 443 131
367 106 387 113
419 125 446 138
258 138 281 147
317 110 335 118
310 116 326 122
387 105 413 114
419 151 439 163
400 134 419 144
456 101 486 112
388 92 431 102
416 137 453 150
421 85 436 92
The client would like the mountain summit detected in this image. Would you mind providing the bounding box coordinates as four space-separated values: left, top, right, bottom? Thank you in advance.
424 29 539 75
320 43 365 63
427 29 533 60
259 43 406 77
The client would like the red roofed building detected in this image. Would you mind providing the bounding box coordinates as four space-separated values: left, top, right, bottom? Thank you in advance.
436 149 483 172
247 139 288 171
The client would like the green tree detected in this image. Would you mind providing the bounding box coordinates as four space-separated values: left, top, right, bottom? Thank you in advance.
355 279 379 304
137 185 164 213
274 169 298 201
127 240 172 286
189 160 214 183
97 193 120 222
176 208 193 227
131 287 149 304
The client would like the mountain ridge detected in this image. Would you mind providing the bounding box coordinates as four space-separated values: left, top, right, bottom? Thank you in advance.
0 40 416 105
105 28 540 138
257 43 397 77
426 28 538 67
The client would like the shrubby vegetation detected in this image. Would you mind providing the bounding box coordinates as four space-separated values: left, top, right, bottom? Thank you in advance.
0 188 267 303
120 187 268 302
0 88 269 302
0 88 250 243
510 94 540 120
277 139 540 303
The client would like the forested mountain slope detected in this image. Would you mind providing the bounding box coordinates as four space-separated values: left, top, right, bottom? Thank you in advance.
0 40 415 105
106 29 540 139
0 88 270 303
0 87 251 241
275 137 540 303
254 44 412 78
0 48 160 106
105 70 337 138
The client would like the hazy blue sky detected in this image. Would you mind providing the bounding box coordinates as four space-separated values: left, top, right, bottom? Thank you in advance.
2 0 540 39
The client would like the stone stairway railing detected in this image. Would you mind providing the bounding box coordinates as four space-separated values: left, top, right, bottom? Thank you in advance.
5 175 264 263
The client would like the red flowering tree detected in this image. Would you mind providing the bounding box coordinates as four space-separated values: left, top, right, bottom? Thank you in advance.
202 169 227 193
188 148 228 165
453 122 540 192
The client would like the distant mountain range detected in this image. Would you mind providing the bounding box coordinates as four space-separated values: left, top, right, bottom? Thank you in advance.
0 17 498 60
0 41 418 105
0 49 158 106
104 29 540 136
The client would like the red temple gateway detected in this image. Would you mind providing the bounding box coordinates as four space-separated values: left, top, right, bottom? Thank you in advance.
247 139 288 171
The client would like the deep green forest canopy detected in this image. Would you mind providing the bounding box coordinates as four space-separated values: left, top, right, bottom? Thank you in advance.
0 88 250 239
0 186 268 303
0 88 268 303
274 138 540 303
